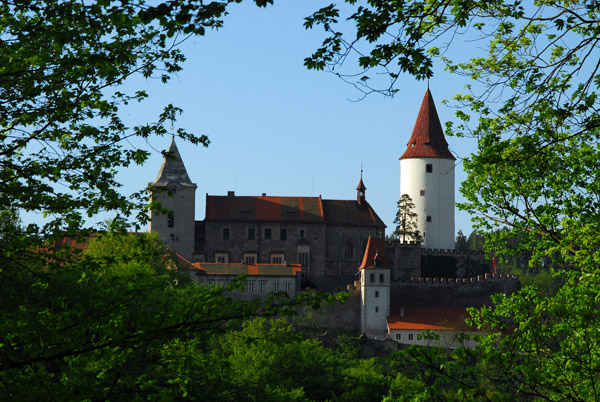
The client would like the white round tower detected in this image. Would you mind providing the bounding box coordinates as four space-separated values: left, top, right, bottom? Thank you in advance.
399 90 455 250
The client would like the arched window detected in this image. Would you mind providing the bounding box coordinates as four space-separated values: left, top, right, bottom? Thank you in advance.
344 241 353 259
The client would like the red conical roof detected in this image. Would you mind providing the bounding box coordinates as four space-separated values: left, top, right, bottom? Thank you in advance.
400 89 455 160
358 236 389 270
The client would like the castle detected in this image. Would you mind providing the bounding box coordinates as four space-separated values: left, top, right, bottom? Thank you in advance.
149 89 520 342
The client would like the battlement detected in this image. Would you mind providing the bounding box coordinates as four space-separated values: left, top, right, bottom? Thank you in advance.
398 273 519 284
422 248 485 256
385 239 421 246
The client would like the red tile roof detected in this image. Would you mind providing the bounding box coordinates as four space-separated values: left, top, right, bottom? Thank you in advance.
387 307 471 331
321 199 385 227
191 262 302 276
205 194 324 223
205 194 385 228
358 236 390 270
400 89 456 160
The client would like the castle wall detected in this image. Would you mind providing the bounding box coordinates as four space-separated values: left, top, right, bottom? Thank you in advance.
390 274 521 308
204 220 327 283
321 225 383 292
149 185 196 261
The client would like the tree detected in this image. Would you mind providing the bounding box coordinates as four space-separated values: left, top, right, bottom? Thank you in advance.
305 1 600 399
0 0 273 241
393 194 423 243
455 230 468 251
0 232 338 399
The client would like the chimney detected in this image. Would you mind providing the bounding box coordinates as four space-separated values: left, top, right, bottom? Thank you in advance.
227 191 235 197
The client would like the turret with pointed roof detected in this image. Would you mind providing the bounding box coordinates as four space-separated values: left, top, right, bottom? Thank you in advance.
151 137 196 188
356 171 366 206
399 89 455 250
400 89 455 161
359 236 391 337
149 138 197 261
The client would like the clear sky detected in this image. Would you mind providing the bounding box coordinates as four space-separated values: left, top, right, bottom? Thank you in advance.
116 1 479 236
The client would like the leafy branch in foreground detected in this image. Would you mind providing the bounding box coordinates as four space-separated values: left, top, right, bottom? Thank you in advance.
0 232 339 399
0 0 273 240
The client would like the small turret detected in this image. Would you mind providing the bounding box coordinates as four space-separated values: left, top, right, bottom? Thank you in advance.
356 170 366 206
359 236 390 338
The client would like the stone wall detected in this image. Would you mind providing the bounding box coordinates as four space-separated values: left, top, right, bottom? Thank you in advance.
390 274 521 308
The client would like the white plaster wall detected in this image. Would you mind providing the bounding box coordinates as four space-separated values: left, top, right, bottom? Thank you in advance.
361 269 391 337
389 329 479 349
400 158 455 250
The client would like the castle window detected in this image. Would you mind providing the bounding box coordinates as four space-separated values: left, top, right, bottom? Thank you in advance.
420 190 425 196
284 282 291 292
375 306 379 313
426 164 433 173
273 282 280 292
344 241 353 259
222 228 230 240
215 253 228 263
370 273 375 283
380 273 385 283
426 216 432 222
247 282 255 292
299 229 305 238
248 228 255 240
271 254 284 264
169 233 174 242
280 228 287 241
395 333 402 341
417 334 423 340
408 334 414 341
298 252 309 267
264 228 272 240
375 290 379 298
259 282 266 292
167 214 174 228
244 254 257 264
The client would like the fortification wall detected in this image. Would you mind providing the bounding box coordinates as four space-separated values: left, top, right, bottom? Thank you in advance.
390 274 521 308
386 240 493 279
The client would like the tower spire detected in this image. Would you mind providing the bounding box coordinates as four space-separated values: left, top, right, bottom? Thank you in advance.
151 137 194 186
357 165 366 205
399 89 455 160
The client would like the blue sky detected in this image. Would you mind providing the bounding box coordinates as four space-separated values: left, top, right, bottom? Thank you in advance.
117 1 479 236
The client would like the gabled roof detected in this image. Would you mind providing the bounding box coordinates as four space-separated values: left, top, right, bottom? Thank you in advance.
400 89 456 160
151 138 196 187
191 262 302 277
322 200 385 227
205 194 324 223
387 307 471 331
358 236 390 270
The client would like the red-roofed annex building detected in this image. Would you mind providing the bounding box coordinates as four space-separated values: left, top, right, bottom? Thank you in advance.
149 141 385 292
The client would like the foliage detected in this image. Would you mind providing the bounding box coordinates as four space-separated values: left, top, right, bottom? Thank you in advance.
0 232 340 400
306 0 600 400
392 194 423 243
0 0 273 239
455 229 468 251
